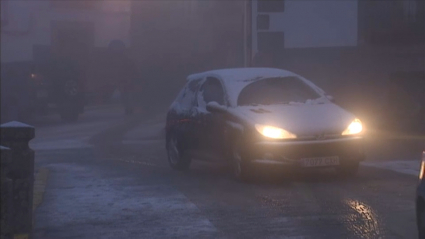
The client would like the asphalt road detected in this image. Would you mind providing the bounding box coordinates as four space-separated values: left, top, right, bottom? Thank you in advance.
32 107 423 239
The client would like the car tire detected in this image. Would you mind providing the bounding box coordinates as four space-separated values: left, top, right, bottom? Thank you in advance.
419 209 425 239
166 134 191 171
336 160 359 178
231 142 252 182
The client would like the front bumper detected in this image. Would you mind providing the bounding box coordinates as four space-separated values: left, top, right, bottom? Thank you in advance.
247 136 365 166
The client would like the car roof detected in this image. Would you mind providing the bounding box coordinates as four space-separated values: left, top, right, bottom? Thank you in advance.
187 67 325 107
187 67 296 82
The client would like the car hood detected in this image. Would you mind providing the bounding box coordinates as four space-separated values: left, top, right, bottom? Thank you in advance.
233 103 355 136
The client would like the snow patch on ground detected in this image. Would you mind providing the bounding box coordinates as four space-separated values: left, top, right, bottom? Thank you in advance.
30 139 92 150
35 163 218 238
361 160 420 176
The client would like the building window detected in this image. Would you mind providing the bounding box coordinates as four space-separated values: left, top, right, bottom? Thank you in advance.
257 0 285 13
257 14 270 30
258 32 284 52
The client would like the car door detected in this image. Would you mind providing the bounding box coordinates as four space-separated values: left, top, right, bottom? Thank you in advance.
173 79 201 151
196 77 228 160
185 78 203 151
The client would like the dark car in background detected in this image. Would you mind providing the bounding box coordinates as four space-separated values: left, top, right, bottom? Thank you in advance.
165 68 365 181
35 58 86 121
1 59 85 123
1 61 35 123
416 149 425 239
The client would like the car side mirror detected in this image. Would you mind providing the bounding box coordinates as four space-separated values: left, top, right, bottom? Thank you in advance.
206 101 227 113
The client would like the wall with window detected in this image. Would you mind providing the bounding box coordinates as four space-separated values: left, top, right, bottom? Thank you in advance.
1 0 49 62
251 0 358 53
49 0 131 47
1 0 131 63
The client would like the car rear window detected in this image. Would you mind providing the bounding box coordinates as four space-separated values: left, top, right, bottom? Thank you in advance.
237 77 321 106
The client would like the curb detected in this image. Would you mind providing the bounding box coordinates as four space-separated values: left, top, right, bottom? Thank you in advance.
33 168 49 212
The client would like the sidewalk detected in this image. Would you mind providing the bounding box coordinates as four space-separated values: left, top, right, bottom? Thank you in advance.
33 168 49 212
99 115 167 166
361 127 424 176
122 119 165 145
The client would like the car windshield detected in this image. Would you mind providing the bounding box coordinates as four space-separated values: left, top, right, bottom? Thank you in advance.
237 77 322 106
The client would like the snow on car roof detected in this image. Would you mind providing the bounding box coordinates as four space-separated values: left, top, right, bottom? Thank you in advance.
187 67 295 82
188 68 325 107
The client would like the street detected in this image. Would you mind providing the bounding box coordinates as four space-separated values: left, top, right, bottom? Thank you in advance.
32 107 423 239
2 1 423 238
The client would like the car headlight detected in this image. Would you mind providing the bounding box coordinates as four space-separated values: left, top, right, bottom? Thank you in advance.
255 124 297 139
342 118 363 135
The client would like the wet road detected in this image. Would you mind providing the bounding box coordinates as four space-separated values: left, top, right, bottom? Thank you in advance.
33 108 422 239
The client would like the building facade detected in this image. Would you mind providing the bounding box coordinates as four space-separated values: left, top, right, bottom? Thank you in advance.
130 0 424 109
358 0 425 45
130 0 245 71
250 0 358 52
248 0 424 64
1 0 131 63
130 0 246 109
1 0 132 101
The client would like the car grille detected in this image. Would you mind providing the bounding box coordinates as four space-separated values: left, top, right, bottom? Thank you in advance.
256 140 363 160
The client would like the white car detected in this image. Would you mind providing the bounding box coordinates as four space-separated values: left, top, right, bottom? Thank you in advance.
165 68 365 181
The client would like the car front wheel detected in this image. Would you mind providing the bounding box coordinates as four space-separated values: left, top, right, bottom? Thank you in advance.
418 201 425 239
166 134 191 171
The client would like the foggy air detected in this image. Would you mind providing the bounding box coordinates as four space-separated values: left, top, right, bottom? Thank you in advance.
1 1 424 238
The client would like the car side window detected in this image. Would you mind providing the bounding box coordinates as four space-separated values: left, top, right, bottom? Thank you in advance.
179 78 202 109
200 77 225 106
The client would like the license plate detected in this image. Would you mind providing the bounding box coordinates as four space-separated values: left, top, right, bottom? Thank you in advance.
302 156 340 167
37 90 48 98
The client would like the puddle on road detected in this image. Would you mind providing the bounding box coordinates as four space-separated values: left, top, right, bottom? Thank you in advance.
256 193 386 238
344 199 382 239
